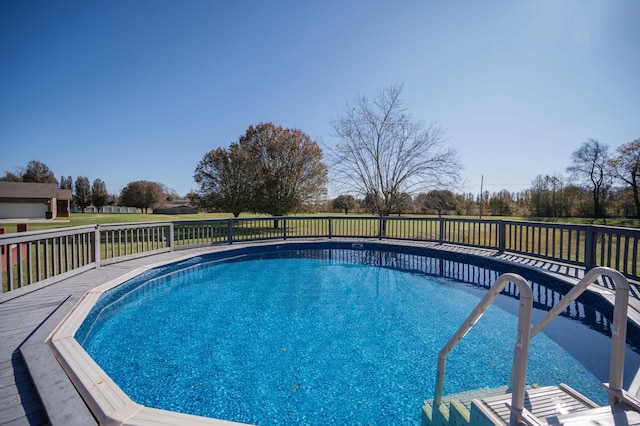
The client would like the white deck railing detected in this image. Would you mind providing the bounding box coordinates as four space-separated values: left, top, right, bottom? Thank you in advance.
2 217 640 295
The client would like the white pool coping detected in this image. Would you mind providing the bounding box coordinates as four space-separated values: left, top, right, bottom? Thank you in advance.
47 250 249 426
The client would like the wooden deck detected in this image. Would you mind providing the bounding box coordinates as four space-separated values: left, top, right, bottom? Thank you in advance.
1 242 639 426
0 250 194 426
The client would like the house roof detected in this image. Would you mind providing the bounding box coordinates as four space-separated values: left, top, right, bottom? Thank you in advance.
58 188 72 200
0 182 72 200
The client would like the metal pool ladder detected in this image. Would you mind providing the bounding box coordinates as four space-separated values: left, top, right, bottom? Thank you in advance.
432 266 638 425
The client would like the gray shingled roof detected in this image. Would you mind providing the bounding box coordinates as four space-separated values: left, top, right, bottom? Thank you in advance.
0 182 71 200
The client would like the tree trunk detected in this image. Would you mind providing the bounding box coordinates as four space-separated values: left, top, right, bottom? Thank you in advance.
273 219 279 229
593 188 601 218
633 184 640 219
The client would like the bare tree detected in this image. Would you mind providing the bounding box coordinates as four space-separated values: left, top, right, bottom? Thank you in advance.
567 139 611 218
609 138 640 219
528 174 569 217
330 84 461 220
158 183 179 203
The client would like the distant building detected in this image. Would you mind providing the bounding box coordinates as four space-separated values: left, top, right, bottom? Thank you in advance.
0 182 72 219
153 199 198 215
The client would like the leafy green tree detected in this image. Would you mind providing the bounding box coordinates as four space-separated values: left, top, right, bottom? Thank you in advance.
418 190 456 217
195 123 328 223
59 176 73 189
74 176 91 213
332 194 356 214
0 172 21 182
91 179 109 211
489 190 513 216
194 146 253 217
2 160 57 183
120 181 165 213
22 160 58 184
241 123 327 218
391 192 413 215
362 193 383 215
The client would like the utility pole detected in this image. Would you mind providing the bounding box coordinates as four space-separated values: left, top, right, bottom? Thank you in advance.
479 175 483 219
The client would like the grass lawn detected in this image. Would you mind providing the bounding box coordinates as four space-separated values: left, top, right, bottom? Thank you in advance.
0 212 233 233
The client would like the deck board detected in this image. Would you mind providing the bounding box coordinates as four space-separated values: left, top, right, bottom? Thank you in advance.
474 385 600 424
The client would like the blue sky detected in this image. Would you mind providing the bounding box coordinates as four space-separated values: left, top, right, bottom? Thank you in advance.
1 0 638 198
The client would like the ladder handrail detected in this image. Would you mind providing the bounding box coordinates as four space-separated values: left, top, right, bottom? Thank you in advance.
433 273 534 417
433 267 631 425
529 266 630 405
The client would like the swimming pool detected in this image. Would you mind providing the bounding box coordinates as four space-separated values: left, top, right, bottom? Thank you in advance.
64 242 640 425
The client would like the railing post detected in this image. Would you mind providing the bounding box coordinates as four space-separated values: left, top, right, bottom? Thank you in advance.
0 232 4 291
439 218 445 244
328 218 333 239
607 269 630 404
509 284 534 425
167 223 174 251
378 217 384 240
94 225 101 268
227 219 233 245
283 218 287 240
584 226 596 270
498 221 506 253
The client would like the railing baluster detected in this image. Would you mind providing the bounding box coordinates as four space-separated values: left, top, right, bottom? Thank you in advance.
36 240 42 281
52 237 58 276
7 242 13 290
17 240 23 288
27 241 33 285
0 242 4 290
615 234 622 270
633 237 638 277
64 235 70 273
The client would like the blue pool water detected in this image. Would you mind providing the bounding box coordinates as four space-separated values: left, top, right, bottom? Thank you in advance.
78 247 636 425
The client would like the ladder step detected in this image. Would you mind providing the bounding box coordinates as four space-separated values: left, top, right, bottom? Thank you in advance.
550 404 640 425
471 384 599 425
422 386 509 426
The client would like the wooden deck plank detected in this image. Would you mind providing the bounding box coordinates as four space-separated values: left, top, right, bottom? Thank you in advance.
475 385 600 425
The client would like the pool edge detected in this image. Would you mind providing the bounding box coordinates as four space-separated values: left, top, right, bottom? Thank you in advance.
45 240 640 425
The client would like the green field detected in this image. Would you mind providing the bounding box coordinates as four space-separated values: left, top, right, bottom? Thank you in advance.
1 213 639 235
